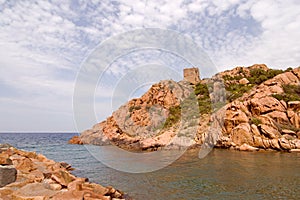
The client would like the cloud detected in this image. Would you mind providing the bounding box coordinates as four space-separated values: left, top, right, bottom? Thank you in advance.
223 0 300 69
0 0 299 131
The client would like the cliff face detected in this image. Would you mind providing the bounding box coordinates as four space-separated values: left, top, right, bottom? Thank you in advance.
70 64 300 152
74 80 198 150
215 66 300 151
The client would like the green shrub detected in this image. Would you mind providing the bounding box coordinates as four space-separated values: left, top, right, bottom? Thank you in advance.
198 99 212 114
250 117 262 126
267 69 283 79
195 83 209 96
224 68 284 102
129 106 134 112
248 68 283 85
135 105 141 110
272 94 285 101
129 105 142 112
222 74 243 81
283 84 300 95
275 122 300 133
225 84 254 102
194 83 212 114
272 84 300 102
285 67 293 72
163 106 181 129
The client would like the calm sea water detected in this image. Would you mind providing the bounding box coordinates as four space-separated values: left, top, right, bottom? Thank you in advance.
0 133 299 200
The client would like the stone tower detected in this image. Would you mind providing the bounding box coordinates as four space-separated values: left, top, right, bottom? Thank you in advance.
183 67 200 84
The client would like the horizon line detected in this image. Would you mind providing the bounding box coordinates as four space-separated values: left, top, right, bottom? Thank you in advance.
0 131 78 134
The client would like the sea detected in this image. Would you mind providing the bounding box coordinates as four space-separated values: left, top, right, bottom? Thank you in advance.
0 132 299 200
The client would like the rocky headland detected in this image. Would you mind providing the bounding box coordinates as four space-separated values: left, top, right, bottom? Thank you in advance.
0 144 129 200
70 64 300 152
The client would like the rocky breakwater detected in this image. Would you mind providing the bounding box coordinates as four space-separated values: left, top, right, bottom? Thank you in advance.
215 66 300 151
0 144 129 200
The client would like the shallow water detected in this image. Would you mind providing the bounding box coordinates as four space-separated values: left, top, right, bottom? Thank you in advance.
1 133 299 199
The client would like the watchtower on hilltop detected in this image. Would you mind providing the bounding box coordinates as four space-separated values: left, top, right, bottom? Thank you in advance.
183 67 200 84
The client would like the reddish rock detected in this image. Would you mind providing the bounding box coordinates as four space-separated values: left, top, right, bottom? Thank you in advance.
51 170 76 186
68 136 83 145
252 136 265 149
231 123 253 146
49 183 62 191
239 143 259 151
259 125 281 139
11 183 59 199
0 153 12 165
239 78 249 85
15 157 37 173
292 67 300 79
25 169 44 182
250 124 261 136
223 104 249 135
0 187 13 199
250 96 285 115
265 111 289 124
274 71 298 85
269 139 281 150
288 111 300 128
51 189 85 200
279 138 292 150
287 101 300 111
0 146 126 200
70 64 300 153
281 129 296 136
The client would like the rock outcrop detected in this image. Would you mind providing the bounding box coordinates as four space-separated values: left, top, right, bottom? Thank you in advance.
71 80 198 151
70 64 300 152
214 66 300 151
0 144 129 200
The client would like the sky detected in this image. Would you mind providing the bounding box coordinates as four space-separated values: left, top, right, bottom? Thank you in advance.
0 0 299 132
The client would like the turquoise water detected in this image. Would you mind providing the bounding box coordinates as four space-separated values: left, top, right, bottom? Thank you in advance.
1 133 299 199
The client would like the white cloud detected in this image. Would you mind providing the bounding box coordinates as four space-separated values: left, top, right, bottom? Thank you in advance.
222 0 300 69
0 0 299 131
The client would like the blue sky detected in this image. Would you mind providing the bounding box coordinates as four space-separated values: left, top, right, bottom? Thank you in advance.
0 0 299 132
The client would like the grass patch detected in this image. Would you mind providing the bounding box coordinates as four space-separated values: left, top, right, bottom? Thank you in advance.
194 83 212 114
250 117 262 126
129 105 142 112
272 84 300 102
225 84 254 102
248 68 283 84
222 74 243 81
163 105 181 129
274 121 300 133
223 68 285 102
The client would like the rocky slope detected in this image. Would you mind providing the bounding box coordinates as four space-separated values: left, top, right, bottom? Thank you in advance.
214 65 300 151
70 64 300 152
71 80 199 151
0 144 129 199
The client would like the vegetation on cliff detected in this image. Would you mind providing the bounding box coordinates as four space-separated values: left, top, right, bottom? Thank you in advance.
194 82 212 114
223 67 286 102
272 84 300 102
70 64 300 152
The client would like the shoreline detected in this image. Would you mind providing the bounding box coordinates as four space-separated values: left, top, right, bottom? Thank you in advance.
0 143 131 200
69 138 300 153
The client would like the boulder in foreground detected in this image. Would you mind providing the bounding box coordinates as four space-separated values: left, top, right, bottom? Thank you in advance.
0 144 130 200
